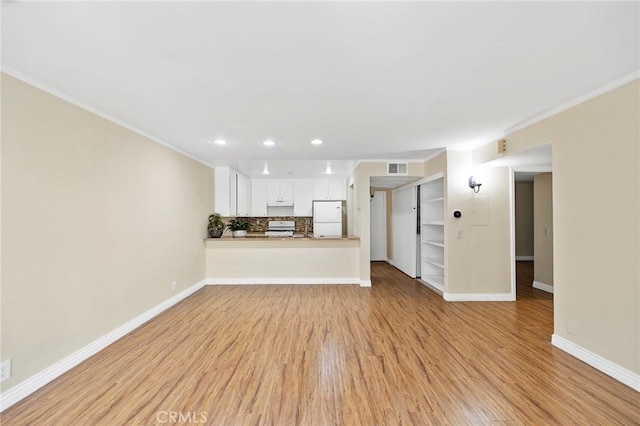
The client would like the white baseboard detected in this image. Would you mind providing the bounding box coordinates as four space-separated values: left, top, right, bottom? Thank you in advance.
386 258 394 266
0 279 207 412
359 280 372 288
443 292 515 302
515 256 534 261
551 334 640 392
206 277 360 285
533 280 554 293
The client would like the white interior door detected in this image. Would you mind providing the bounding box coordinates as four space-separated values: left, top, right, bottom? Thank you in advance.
370 191 387 261
392 186 417 277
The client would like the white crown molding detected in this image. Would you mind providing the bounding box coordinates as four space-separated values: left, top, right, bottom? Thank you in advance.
465 70 640 151
1 66 213 169
533 280 554 294
0 279 207 412
552 334 640 392
506 70 640 136
206 278 360 285
443 292 515 302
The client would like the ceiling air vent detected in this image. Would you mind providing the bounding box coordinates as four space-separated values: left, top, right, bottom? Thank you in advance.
387 162 408 175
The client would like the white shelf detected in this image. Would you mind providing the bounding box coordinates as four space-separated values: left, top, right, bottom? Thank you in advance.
420 275 444 293
422 240 444 247
422 257 445 269
422 220 444 226
420 177 445 297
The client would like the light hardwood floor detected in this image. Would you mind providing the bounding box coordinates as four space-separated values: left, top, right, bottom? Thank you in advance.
2 262 638 425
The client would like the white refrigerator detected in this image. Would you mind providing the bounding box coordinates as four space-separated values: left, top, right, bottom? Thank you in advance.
313 200 346 237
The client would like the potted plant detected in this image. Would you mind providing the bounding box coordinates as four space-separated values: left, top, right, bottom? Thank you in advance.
207 213 225 238
227 218 251 237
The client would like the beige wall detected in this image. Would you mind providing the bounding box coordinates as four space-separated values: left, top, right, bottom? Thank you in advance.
205 239 359 279
347 162 424 282
515 181 534 257
1 74 212 390
533 174 553 285
444 150 512 295
472 79 639 374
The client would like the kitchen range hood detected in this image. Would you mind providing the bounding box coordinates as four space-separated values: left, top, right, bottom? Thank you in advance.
266 199 294 207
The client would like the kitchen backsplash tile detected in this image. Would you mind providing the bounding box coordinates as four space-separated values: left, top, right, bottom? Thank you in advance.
223 217 313 234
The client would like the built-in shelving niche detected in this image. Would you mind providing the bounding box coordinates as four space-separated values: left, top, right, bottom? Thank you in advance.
420 177 445 292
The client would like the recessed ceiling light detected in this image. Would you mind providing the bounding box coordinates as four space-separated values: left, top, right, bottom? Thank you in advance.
263 140 276 147
212 139 227 146
311 139 323 145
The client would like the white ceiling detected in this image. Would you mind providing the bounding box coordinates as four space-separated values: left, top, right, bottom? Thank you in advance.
2 2 638 179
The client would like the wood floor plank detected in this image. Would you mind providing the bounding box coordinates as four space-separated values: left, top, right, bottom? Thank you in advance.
2 262 639 425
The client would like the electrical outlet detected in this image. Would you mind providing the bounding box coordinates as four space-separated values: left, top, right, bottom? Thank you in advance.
567 320 575 336
171 281 177 292
0 359 11 383
456 228 463 239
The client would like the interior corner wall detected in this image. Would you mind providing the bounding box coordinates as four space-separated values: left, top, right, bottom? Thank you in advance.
1 74 211 390
445 151 512 295
533 173 553 286
348 162 424 282
515 181 534 258
472 79 639 375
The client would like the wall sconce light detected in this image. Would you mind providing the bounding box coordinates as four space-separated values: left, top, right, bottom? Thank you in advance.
469 176 482 193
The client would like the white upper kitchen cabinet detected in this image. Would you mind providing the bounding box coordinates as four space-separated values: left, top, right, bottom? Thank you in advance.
267 180 294 202
215 167 252 217
250 180 268 217
236 173 251 217
293 180 313 216
214 167 237 217
312 180 346 200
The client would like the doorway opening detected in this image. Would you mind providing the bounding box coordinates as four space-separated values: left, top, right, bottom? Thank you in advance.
514 172 554 300
506 144 554 301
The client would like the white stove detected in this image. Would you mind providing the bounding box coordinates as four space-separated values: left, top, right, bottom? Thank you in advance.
265 220 295 237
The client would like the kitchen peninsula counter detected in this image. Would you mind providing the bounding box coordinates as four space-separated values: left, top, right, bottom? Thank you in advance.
204 234 363 286
205 234 360 242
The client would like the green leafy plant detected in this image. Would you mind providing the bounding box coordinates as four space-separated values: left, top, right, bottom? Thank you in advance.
226 218 251 232
207 213 226 238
